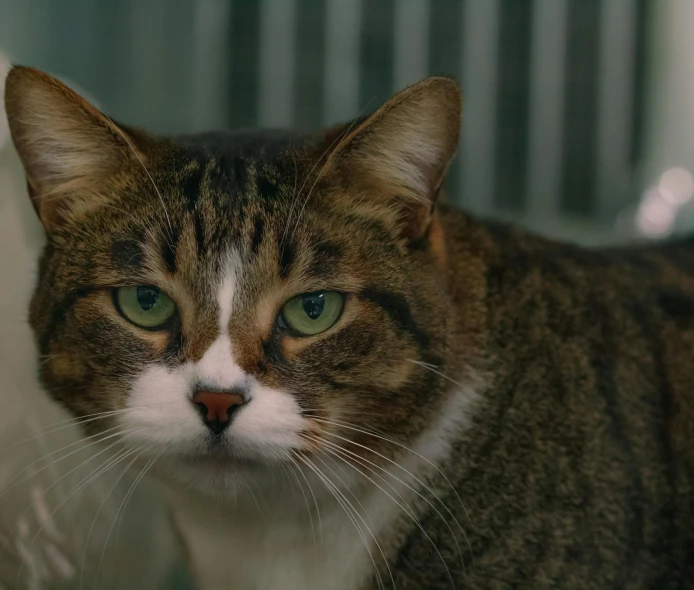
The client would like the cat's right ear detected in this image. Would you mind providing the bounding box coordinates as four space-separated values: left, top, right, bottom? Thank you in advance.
4 66 142 230
321 77 461 245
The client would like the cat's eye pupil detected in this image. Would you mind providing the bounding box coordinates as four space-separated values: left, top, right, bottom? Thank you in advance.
302 294 325 320
136 286 160 311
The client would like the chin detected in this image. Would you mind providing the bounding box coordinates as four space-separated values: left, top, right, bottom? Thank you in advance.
151 446 288 496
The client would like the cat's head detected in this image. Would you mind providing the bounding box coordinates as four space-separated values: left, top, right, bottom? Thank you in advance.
4 66 477 493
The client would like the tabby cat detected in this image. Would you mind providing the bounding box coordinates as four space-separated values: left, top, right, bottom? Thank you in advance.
5 65 694 589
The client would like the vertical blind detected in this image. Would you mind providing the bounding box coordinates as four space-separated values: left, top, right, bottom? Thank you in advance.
0 0 650 237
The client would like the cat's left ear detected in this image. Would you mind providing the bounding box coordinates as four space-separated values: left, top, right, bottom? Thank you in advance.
4 66 143 230
330 76 461 243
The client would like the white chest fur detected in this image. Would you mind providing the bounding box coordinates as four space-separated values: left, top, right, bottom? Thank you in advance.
165 388 477 590
171 483 395 590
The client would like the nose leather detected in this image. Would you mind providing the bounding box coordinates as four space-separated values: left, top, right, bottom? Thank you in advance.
192 391 245 435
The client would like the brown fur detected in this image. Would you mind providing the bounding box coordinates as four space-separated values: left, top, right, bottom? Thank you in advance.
5 66 694 588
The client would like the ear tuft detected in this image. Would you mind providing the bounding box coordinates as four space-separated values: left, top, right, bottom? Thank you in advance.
4 66 139 229
332 77 461 242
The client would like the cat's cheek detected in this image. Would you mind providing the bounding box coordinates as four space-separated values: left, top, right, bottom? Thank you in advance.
225 382 306 458
118 364 203 453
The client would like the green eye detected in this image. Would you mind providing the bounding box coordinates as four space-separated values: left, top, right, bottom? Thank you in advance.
280 291 344 336
115 286 176 329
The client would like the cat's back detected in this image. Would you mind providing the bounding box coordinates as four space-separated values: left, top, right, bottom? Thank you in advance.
474 216 694 460
417 210 694 588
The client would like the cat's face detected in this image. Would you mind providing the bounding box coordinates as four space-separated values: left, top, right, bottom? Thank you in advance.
5 67 467 493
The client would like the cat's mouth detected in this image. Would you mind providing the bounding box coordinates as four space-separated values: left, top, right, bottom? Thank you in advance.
173 453 260 475
173 443 271 471
182 454 248 468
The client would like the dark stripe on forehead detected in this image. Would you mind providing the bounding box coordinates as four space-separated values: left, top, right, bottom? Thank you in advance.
251 216 264 255
256 174 279 200
182 165 204 212
207 156 252 200
360 287 430 348
307 241 343 279
194 213 206 256
111 239 144 270
279 238 294 279
161 232 178 273
233 157 249 191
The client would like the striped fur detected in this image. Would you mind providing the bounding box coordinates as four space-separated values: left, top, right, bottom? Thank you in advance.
5 66 694 588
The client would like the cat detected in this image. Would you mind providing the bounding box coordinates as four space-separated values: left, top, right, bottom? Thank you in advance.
4 64 694 589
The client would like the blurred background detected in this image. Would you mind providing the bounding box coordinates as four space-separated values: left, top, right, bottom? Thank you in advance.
2 0 694 588
3 0 694 245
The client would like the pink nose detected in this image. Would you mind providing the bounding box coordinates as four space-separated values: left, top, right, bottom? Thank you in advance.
192 391 246 435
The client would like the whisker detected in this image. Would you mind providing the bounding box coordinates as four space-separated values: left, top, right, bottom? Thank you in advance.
407 359 482 399
293 452 393 590
0 409 132 459
39 354 90 367
306 449 393 590
287 111 365 246
27 441 144 548
0 519 21 563
98 201 153 235
276 459 292 500
282 453 319 546
292 453 323 541
78 445 146 589
293 453 385 590
47 445 138 524
0 426 134 501
113 446 166 543
92 447 159 590
282 99 374 252
311 434 466 579
313 433 469 563
413 360 438 369
310 438 456 589
243 481 269 528
308 416 473 529
41 188 154 237
280 153 299 251
6 436 131 555
12 443 142 587
300 408 394 421
101 112 175 245
280 129 344 252
304 448 380 542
